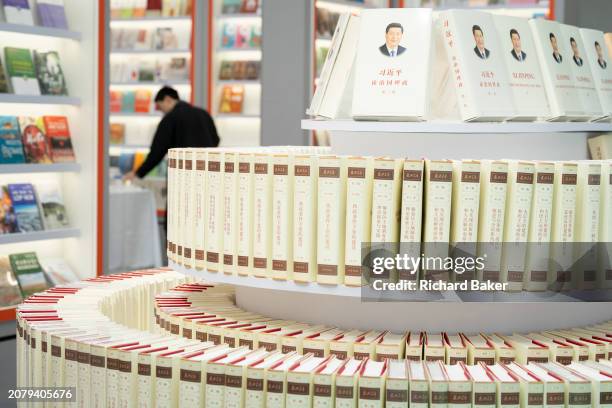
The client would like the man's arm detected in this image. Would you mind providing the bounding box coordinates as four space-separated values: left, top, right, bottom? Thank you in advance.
135 115 173 178
205 110 220 147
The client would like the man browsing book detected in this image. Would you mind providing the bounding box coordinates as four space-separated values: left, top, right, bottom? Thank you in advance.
472 25 490 60
123 86 219 182
510 29 527 62
379 22 406 57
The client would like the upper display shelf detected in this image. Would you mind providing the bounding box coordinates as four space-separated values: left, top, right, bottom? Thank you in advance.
301 119 612 133
0 22 81 41
109 16 192 23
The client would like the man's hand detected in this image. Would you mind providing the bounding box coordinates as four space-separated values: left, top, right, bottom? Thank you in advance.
123 170 137 183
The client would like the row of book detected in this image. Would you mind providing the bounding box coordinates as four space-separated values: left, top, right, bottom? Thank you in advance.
110 57 189 83
110 89 157 114
0 48 67 96
1 0 68 28
166 147 611 291
110 121 157 146
0 251 78 306
155 283 612 364
309 9 612 122
15 271 612 407
219 84 245 114
0 181 69 233
219 59 260 81
0 116 75 164
109 0 192 18
111 27 189 51
220 21 262 49
221 0 260 15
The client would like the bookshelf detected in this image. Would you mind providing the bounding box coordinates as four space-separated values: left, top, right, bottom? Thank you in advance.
208 0 262 147
0 0 101 320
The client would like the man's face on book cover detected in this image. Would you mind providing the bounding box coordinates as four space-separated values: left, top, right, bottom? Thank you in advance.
385 27 403 49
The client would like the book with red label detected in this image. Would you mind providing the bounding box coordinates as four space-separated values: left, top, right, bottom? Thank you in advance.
18 117 52 164
110 90 122 113
42 116 75 163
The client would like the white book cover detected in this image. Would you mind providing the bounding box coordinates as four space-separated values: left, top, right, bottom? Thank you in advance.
183 149 195 268
559 23 604 120
293 155 318 282
237 153 254 276
529 18 589 120
436 10 516 121
399 160 423 282
3 0 34 25
352 8 433 120
193 150 207 270
580 28 612 119
39 257 79 285
206 151 224 273
492 14 551 120
176 150 185 265
599 161 612 289
252 154 273 278
271 154 294 280
223 152 238 275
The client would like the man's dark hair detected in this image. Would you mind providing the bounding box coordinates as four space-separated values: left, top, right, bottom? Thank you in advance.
154 86 179 102
595 41 601 48
549 32 556 40
472 25 483 36
570 37 577 45
510 29 520 39
385 22 403 33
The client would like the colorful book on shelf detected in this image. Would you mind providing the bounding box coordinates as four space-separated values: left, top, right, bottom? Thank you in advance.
0 57 8 93
245 61 260 79
110 90 122 112
134 89 152 113
37 0 69 29
138 61 155 82
2 0 34 25
218 85 244 114
219 61 233 80
154 28 179 50
43 116 75 163
8 183 43 232
167 57 188 80
0 256 22 307
132 151 147 171
222 0 241 14
19 117 52 164
235 24 250 48
121 91 136 112
119 153 135 174
0 186 17 234
34 51 68 96
240 0 259 14
249 24 262 48
221 22 237 48
35 181 69 230
132 0 147 17
0 116 26 164
146 0 162 16
135 28 152 50
4 47 40 96
110 123 126 145
9 252 48 298
232 61 247 80
40 257 79 286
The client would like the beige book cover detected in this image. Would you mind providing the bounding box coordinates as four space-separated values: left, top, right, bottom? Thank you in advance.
375 332 407 361
386 360 408 408
302 328 345 358
244 352 288 408
444 333 468 365
335 359 364 408
252 154 273 278
424 333 446 362
222 152 239 275
206 151 224 273
579 28 612 119
266 353 308 408
286 356 328 408
532 362 590 408
344 156 374 286
204 347 252 407
329 330 369 360
313 357 346 408
588 135 612 160
176 150 185 265
446 363 476 408
425 360 450 408
358 359 387 408
539 331 590 362
485 333 516 364
463 333 496 365
504 362 546 408
167 150 176 261
399 159 424 281
182 149 195 268
486 364 521 408
317 156 348 284
408 361 429 408
194 150 207 270
500 334 550 364
598 161 612 289
568 363 612 408
236 153 254 276
525 332 574 365
272 154 294 280
281 326 332 355
223 349 270 408
353 330 386 360
405 331 423 361
293 155 319 282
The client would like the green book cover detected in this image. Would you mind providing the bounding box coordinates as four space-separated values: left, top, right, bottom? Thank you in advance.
9 252 48 298
4 47 36 79
0 57 8 93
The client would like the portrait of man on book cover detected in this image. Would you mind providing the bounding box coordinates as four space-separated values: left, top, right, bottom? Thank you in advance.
594 41 608 69
379 22 406 57
570 37 584 66
549 32 563 63
509 29 527 62
472 25 490 60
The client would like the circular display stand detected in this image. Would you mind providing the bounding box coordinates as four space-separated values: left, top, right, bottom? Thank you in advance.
171 262 611 333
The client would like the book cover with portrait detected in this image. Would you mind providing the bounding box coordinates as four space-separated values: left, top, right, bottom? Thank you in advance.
529 18 589 120
352 8 433 120
436 10 515 121
493 14 550 120
579 27 611 120
560 23 603 120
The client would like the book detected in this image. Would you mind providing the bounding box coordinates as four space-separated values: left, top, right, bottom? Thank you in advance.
42 116 75 163
37 0 69 30
344 156 373 286
8 183 43 232
579 28 612 119
110 90 122 112
19 117 52 164
0 256 22 306
529 19 589 120
293 155 318 282
121 91 136 112
492 14 551 120
36 181 68 230
167 57 189 81
218 85 244 113
9 252 48 297
352 9 432 120
0 186 17 234
222 0 241 14
252 154 272 278
240 0 258 13
408 361 429 408
0 116 25 164
110 123 125 145
599 162 612 289
0 57 9 93
424 360 449 408
435 10 515 121
4 47 40 95
317 156 347 284
219 61 233 80
335 359 363 407
134 90 152 113
206 151 224 272
271 154 294 280
34 51 68 96
39 257 78 285
399 160 424 282
588 135 612 160
2 0 34 25
245 61 260 80
358 359 386 406
154 28 178 50
223 152 238 275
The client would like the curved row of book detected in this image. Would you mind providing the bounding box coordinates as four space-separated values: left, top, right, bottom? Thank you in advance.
16 270 612 407
166 147 612 291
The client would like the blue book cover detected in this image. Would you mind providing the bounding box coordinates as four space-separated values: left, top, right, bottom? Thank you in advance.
37 0 68 29
7 183 43 232
0 116 25 164
118 153 134 175
121 91 135 113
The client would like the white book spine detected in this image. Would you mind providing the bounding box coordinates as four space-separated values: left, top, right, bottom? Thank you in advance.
293 156 319 282
176 150 185 265
244 369 266 408
252 155 273 278
206 152 224 273
399 160 424 281
204 363 226 407
272 154 294 280
600 162 612 288
167 150 175 261
237 154 254 276
223 152 238 275
183 150 195 268
194 151 207 270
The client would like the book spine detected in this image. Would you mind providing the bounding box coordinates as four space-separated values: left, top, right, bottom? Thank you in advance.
167 150 175 261
286 373 312 407
176 150 185 265
599 162 612 289
194 150 207 270
399 160 424 281
317 156 347 284
358 376 384 407
252 154 273 278
385 378 409 408
313 373 335 408
272 154 294 280
335 376 357 408
204 363 226 407
344 157 373 286
224 366 245 407
237 153 254 277
183 149 194 268
223 152 238 275
206 152 224 273
409 379 429 408
265 370 287 408
293 156 318 283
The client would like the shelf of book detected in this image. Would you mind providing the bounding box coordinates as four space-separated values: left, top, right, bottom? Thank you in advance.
0 95 81 106
316 0 378 10
109 16 192 23
0 163 81 174
216 47 262 54
110 48 191 55
109 112 162 117
109 81 191 87
0 228 80 246
0 22 82 41
217 79 260 85
216 113 260 119
301 119 612 134
218 13 262 20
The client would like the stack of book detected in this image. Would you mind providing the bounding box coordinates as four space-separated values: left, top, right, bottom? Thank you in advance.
0 48 68 96
111 27 189 51
1 0 68 28
165 147 611 292
218 60 261 81
110 57 189 83
220 20 262 49
221 0 260 14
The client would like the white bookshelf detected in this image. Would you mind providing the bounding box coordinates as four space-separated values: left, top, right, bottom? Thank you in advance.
0 22 82 40
110 81 191 87
0 229 80 245
0 95 81 106
111 48 191 55
0 163 81 174
110 16 192 23
110 112 162 117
